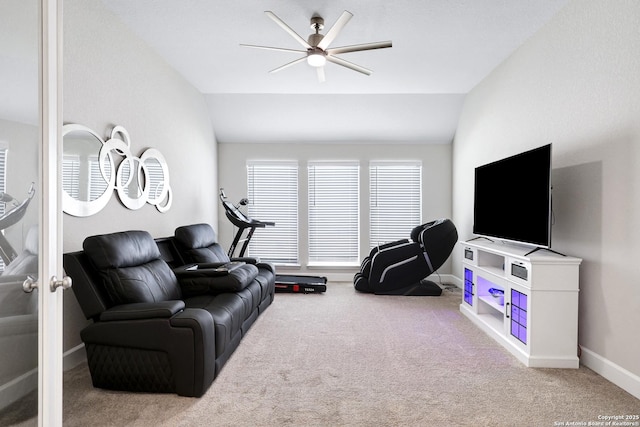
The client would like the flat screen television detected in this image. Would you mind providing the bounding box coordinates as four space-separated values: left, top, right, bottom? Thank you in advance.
473 144 552 248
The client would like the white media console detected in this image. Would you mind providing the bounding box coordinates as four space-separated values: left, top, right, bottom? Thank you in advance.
459 239 582 368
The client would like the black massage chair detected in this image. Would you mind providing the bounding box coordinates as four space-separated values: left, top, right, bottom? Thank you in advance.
354 219 458 296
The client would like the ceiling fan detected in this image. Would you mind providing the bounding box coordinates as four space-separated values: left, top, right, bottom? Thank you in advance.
240 10 392 82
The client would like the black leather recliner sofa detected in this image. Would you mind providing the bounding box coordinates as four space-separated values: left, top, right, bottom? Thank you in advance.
173 223 275 316
63 226 275 397
354 219 458 296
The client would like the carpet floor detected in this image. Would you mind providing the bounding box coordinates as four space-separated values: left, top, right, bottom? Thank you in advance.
3 282 639 426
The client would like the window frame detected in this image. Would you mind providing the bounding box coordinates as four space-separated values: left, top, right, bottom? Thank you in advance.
246 160 299 265
369 160 422 249
307 160 360 266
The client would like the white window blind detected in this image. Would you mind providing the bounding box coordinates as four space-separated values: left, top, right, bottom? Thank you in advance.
144 158 164 200
88 154 111 201
369 161 422 249
308 161 359 264
0 148 6 218
0 147 7 271
63 154 80 200
246 161 298 264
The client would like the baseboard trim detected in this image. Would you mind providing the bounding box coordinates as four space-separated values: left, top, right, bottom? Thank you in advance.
0 368 37 411
430 273 461 288
293 271 463 287
0 344 85 411
324 272 357 282
64 343 86 371
580 346 640 400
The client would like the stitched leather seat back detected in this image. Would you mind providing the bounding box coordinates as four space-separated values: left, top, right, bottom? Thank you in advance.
83 230 182 306
64 250 110 320
175 223 230 264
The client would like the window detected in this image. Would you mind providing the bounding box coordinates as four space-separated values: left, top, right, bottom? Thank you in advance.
63 154 112 202
89 154 111 201
0 147 7 218
369 161 422 249
62 154 80 199
308 161 359 265
246 161 298 264
0 146 7 271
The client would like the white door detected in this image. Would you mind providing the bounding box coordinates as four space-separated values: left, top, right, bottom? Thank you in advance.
0 0 64 425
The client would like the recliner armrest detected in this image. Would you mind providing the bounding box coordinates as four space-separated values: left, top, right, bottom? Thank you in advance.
231 256 259 264
175 263 259 296
173 262 234 277
230 258 276 274
99 300 185 322
256 261 276 274
80 306 216 397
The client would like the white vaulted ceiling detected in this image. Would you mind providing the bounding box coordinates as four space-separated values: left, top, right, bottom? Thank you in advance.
2 1 572 142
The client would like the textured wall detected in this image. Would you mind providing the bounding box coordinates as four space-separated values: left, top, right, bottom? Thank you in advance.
63 0 218 351
453 0 640 389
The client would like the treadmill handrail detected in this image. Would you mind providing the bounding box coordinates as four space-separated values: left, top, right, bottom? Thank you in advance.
219 188 274 257
222 201 274 228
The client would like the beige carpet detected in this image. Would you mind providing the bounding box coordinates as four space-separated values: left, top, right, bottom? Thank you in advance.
5 283 640 426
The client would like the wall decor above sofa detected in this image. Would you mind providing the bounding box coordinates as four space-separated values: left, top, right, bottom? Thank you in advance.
62 123 172 216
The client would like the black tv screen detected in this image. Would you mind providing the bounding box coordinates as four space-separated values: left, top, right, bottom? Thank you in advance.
473 144 552 248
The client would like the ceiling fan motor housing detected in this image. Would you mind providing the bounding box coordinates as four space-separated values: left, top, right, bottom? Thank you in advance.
308 33 324 47
310 16 325 31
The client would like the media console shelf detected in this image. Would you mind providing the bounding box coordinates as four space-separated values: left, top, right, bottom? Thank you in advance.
460 239 582 368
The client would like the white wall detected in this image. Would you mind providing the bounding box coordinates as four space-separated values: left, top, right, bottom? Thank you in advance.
63 0 218 351
452 0 640 397
218 142 453 280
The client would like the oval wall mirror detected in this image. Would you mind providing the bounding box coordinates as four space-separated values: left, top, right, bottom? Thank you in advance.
62 124 115 217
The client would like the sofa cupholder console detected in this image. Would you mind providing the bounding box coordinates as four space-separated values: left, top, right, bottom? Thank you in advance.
63 224 275 397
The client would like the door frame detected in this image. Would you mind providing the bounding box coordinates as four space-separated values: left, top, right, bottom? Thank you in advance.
38 0 63 425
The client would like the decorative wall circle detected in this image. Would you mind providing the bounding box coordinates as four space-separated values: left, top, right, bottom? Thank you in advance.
62 123 172 216
62 124 116 217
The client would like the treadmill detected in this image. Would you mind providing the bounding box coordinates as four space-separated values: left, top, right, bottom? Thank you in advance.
219 189 326 293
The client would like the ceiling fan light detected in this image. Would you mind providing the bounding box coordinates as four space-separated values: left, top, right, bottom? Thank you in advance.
307 53 326 67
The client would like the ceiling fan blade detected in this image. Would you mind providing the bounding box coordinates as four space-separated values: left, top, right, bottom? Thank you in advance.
326 55 372 75
326 41 392 55
265 11 311 49
317 10 353 50
269 56 307 74
316 67 326 83
240 44 306 54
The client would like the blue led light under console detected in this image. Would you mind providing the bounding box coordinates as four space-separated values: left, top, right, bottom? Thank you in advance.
464 268 473 306
510 289 528 344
